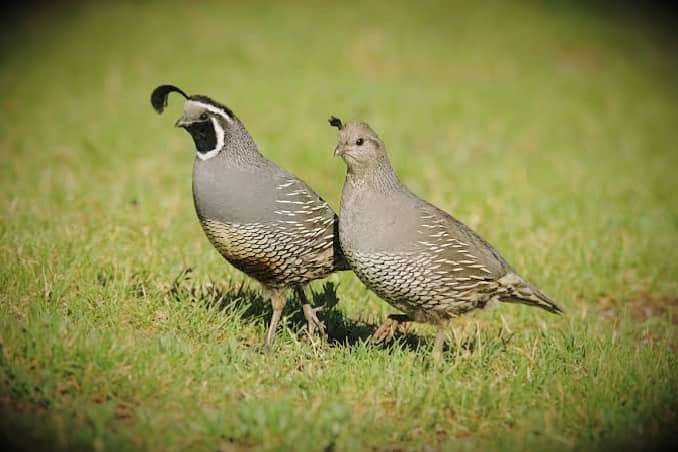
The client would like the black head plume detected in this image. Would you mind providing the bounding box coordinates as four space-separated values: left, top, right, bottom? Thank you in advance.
151 84 189 114
328 116 343 130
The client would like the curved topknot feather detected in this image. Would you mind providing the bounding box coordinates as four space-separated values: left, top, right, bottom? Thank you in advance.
328 116 343 130
151 84 189 114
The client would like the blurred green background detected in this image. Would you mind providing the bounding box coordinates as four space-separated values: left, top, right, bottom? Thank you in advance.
1 1 677 451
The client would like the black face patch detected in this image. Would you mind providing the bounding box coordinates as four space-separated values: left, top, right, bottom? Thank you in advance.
184 120 217 154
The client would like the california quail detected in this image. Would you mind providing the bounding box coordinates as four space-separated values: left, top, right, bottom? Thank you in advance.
329 117 562 358
149 84 349 351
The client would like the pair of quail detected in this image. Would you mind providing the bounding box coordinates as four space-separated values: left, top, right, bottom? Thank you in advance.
151 85 562 357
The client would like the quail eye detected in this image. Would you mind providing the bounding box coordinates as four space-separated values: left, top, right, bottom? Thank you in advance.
356 138 364 146
200 112 208 120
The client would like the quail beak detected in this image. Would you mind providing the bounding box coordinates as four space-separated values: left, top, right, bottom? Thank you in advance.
174 116 191 128
334 145 345 157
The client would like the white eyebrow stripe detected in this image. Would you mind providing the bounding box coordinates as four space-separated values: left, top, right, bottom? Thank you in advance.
187 100 233 123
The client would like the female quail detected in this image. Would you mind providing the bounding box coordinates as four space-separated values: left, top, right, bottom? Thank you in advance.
329 117 561 358
149 84 349 351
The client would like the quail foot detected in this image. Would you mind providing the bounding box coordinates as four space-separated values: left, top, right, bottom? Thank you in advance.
149 84 349 351
329 116 562 359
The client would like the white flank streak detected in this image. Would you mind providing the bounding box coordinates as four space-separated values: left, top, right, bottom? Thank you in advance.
457 282 482 290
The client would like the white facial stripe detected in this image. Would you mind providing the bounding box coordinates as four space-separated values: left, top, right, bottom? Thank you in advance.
196 117 225 161
212 117 225 150
198 149 219 160
187 100 233 123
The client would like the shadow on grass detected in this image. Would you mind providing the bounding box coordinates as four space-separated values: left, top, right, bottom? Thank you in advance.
161 267 425 351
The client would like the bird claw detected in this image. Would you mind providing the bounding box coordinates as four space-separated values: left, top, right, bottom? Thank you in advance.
370 317 401 345
303 305 326 337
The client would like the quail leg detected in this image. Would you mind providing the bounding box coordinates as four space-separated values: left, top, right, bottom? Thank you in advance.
370 314 411 345
264 289 288 353
432 322 449 361
296 287 326 337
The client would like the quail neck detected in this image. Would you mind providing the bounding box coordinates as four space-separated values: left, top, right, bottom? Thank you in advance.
174 97 285 217
332 118 512 272
177 99 266 167
335 124 420 254
190 121 286 225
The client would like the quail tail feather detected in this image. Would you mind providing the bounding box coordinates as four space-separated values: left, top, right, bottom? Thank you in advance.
498 273 563 314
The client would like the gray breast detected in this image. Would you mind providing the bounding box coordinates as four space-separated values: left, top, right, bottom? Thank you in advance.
193 156 280 224
193 157 344 288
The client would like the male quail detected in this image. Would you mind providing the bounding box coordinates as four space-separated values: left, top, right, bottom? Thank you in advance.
149 84 349 351
329 117 562 358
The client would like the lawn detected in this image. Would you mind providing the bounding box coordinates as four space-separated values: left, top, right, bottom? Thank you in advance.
1 1 677 450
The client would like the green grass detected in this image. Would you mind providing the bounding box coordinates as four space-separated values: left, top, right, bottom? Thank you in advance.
1 0 677 450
